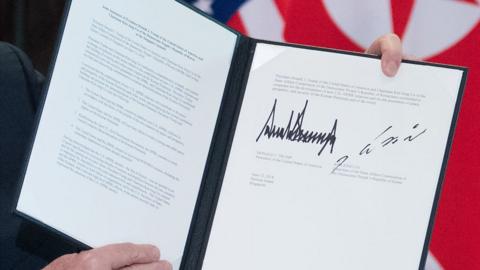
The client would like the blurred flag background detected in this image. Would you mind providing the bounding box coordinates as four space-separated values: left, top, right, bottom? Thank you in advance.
0 0 478 269
185 0 480 269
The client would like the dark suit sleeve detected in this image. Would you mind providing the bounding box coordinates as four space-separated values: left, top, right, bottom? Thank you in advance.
0 42 85 270
0 42 51 269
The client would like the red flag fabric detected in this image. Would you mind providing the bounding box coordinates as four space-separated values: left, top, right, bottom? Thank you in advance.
225 1 480 269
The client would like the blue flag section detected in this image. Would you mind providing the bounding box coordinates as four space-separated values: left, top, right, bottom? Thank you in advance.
184 0 247 22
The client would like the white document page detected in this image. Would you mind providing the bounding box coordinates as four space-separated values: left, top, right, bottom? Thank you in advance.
202 43 464 270
16 0 236 268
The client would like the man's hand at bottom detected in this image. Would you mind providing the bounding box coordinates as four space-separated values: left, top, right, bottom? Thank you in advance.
43 243 172 270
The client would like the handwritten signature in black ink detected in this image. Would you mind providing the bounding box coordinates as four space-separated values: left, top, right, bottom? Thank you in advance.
256 99 338 156
331 124 428 173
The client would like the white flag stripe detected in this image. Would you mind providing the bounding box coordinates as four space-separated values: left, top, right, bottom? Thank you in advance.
193 0 214 14
239 0 285 41
425 252 445 270
323 0 393 49
402 0 480 58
